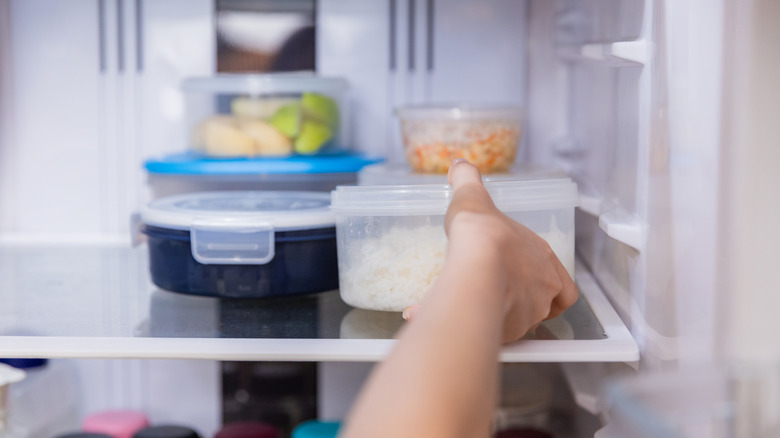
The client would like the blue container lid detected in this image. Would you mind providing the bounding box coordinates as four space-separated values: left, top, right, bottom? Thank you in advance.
144 152 383 175
0 358 47 369
292 421 341 438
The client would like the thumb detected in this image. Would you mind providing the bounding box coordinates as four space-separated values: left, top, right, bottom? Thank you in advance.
445 159 497 234
447 158 483 189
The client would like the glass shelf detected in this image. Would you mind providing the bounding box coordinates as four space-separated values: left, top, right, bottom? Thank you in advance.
0 244 637 362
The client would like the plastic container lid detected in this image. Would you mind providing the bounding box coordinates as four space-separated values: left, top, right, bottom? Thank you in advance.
142 191 334 231
292 421 341 438
395 103 523 120
144 152 383 175
133 426 201 438
141 191 335 265
181 72 348 96
357 163 567 186
331 180 578 216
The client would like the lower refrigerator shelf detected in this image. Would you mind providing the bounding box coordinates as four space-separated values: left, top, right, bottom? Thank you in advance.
0 244 638 362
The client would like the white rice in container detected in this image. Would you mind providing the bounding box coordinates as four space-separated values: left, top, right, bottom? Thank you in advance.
339 218 572 312
339 225 448 311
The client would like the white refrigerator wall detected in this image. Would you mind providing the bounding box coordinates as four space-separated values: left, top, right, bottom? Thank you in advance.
0 0 214 243
1 0 103 238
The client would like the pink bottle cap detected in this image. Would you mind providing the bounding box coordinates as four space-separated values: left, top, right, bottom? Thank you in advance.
82 411 150 438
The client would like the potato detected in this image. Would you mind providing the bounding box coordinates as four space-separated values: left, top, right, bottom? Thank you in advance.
240 120 293 156
191 116 255 157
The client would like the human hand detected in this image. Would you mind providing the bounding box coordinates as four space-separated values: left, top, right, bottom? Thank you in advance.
404 159 578 343
342 159 571 438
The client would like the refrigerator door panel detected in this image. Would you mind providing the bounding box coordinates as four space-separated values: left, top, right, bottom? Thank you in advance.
530 0 726 368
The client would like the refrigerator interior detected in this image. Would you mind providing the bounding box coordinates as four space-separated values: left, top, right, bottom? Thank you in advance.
2 0 766 435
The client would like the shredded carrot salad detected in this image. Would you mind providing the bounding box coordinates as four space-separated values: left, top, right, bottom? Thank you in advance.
402 121 520 173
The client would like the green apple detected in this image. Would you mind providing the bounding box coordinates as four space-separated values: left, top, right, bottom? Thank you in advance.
301 93 339 128
269 104 302 138
294 121 332 154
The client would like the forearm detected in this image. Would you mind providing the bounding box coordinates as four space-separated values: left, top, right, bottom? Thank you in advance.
341 251 506 438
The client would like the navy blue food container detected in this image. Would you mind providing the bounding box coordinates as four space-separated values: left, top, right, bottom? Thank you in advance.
140 191 338 298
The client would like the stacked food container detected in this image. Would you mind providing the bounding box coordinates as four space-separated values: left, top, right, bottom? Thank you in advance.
139 73 377 299
331 103 578 311
144 73 382 199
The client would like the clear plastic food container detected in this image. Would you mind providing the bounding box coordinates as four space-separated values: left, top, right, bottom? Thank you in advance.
396 104 524 174
182 73 349 157
330 179 577 311
140 191 338 298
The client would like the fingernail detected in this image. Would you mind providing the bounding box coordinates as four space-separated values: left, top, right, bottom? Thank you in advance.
403 304 420 320
451 158 468 167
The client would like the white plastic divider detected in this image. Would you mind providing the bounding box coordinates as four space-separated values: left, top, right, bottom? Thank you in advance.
577 194 645 253
579 41 648 65
597 209 644 252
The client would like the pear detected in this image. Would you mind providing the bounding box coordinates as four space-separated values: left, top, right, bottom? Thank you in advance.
301 92 339 128
269 104 302 138
295 121 332 154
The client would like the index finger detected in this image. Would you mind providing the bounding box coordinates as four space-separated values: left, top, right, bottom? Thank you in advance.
445 159 498 232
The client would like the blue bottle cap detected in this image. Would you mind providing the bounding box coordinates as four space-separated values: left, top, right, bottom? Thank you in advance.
0 358 47 369
292 421 341 438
